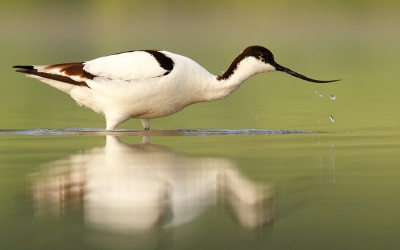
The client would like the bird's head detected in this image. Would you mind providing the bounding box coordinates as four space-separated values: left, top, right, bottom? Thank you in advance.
243 45 340 83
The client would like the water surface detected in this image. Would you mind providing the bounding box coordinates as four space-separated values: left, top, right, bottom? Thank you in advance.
1 130 399 249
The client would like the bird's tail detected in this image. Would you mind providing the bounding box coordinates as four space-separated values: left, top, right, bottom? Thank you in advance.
13 65 36 73
12 63 92 88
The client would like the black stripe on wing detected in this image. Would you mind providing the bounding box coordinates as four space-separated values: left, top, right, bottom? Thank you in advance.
143 50 174 75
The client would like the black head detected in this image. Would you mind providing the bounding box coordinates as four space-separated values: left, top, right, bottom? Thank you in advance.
218 45 277 80
241 45 276 64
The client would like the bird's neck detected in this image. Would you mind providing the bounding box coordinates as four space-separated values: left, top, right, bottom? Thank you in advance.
203 57 270 101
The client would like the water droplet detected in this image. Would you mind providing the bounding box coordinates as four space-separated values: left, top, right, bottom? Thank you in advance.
329 115 334 122
330 95 336 100
319 93 323 98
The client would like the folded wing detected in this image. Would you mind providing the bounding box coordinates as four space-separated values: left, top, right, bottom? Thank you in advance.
13 50 175 88
83 50 174 81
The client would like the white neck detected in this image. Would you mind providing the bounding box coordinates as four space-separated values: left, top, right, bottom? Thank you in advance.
202 57 275 101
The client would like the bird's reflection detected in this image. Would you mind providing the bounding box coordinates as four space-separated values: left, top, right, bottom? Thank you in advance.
30 136 274 233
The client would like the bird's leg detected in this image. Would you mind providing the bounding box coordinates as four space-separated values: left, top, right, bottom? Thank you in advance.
140 119 151 130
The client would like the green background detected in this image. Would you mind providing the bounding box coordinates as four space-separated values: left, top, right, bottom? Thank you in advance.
1 0 399 131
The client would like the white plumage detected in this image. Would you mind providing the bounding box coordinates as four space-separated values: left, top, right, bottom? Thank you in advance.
13 45 339 130
85 51 169 80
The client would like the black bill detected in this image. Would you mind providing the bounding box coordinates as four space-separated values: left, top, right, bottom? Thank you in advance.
274 63 340 83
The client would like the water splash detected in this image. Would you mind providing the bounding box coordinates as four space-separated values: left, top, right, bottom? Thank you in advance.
315 91 323 99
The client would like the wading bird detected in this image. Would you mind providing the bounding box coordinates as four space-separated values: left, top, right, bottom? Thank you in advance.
13 45 339 130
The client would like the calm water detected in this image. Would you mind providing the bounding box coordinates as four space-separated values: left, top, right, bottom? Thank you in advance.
1 1 400 249
1 130 399 250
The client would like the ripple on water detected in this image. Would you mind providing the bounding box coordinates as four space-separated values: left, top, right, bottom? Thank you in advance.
0 129 70 136
0 128 316 136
